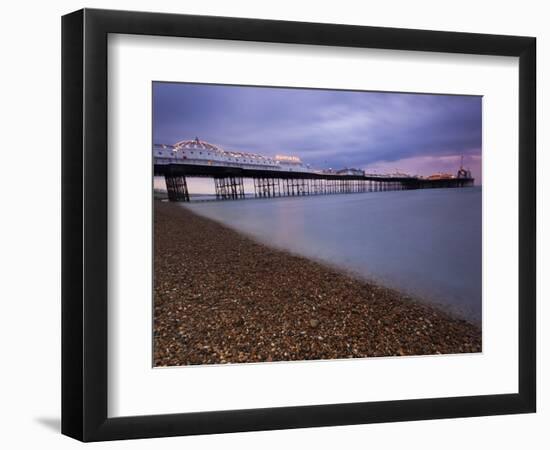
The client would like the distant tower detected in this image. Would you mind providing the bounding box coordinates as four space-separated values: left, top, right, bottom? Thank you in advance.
457 155 470 179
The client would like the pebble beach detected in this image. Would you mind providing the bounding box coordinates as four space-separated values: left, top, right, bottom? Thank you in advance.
154 200 481 366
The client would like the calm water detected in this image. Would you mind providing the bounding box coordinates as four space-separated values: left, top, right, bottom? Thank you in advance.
184 187 482 323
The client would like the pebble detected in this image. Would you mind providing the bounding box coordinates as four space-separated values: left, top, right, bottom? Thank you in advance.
309 319 320 328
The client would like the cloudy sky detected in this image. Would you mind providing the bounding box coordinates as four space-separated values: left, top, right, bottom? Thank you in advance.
153 82 482 183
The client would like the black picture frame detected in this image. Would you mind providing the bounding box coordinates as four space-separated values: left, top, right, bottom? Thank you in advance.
62 8 536 442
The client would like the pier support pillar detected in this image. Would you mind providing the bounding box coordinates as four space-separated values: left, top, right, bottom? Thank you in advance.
254 177 280 197
215 176 245 200
165 174 190 202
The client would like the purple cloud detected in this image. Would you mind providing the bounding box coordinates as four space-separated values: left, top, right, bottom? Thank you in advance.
153 82 482 183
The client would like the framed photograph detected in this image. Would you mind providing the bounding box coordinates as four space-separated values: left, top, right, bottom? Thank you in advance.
61 8 536 441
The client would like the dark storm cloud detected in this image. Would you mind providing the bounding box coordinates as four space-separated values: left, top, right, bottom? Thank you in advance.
153 82 481 173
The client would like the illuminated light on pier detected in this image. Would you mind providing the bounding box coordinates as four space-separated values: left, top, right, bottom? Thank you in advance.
275 155 302 164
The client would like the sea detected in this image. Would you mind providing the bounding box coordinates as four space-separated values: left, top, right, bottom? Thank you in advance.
183 187 482 324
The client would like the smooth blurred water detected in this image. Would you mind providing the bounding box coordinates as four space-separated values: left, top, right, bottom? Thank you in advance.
184 187 482 323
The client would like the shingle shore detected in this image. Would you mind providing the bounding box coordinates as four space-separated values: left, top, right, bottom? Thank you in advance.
154 200 481 366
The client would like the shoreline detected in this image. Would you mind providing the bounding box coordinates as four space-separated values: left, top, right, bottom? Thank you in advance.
154 200 481 366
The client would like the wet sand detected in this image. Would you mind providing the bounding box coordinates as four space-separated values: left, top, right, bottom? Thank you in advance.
154 200 481 366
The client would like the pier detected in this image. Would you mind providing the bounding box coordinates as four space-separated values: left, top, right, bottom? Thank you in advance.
155 163 474 202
